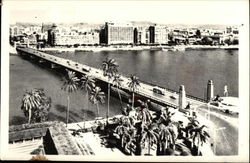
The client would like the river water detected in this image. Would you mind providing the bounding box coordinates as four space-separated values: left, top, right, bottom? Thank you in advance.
9 49 238 125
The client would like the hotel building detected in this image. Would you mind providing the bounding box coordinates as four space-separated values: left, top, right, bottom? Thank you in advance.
104 22 134 45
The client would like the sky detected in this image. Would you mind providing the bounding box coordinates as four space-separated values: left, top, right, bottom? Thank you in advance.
4 0 249 25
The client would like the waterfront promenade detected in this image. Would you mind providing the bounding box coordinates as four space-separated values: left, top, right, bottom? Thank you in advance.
38 44 239 53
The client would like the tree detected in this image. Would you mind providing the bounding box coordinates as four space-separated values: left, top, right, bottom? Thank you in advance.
202 36 213 45
102 58 119 121
115 118 136 155
127 74 140 109
114 120 129 149
158 108 175 126
135 106 152 125
80 74 95 128
195 29 201 38
157 123 175 155
190 125 210 155
141 123 159 155
21 88 51 124
61 70 79 126
89 86 105 117
185 117 200 138
80 74 95 110
112 73 123 109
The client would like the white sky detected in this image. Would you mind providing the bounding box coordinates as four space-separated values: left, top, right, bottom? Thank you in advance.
4 0 249 25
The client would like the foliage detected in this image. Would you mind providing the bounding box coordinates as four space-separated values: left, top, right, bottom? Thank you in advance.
61 70 80 93
80 74 95 92
127 74 140 93
102 58 119 121
21 88 52 124
89 86 105 116
61 70 79 125
102 58 119 79
202 36 213 45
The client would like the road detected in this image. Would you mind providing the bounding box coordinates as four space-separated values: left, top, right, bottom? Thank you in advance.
194 103 238 155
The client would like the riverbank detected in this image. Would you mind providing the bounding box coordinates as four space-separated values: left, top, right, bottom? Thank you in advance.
36 44 238 53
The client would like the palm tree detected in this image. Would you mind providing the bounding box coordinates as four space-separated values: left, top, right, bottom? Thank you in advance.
102 58 119 121
190 125 210 155
136 106 152 125
141 123 159 155
157 123 175 155
89 86 105 117
80 75 95 107
32 89 52 123
123 128 136 155
21 88 42 124
80 74 95 128
61 70 79 126
112 73 123 109
158 108 175 126
185 117 200 138
114 121 129 149
127 74 140 109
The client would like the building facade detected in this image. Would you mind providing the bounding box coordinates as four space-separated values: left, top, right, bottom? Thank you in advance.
134 27 149 44
149 25 168 44
47 24 99 46
104 22 134 45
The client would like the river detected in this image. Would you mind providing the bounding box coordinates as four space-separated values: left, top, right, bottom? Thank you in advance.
9 49 238 126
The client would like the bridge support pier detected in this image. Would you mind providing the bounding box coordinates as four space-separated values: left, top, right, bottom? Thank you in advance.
179 85 186 110
223 85 228 97
207 80 214 102
39 59 46 63
51 63 60 69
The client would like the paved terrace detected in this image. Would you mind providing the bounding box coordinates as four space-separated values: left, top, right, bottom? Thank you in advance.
16 47 206 109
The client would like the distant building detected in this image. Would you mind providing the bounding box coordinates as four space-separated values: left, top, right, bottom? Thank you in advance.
226 26 238 35
149 25 168 44
169 28 188 44
103 22 134 45
47 24 99 46
134 27 149 44
47 24 58 46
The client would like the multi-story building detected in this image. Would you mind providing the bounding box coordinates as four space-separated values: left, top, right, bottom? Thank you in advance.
149 25 168 44
134 27 149 44
47 24 99 46
103 22 134 45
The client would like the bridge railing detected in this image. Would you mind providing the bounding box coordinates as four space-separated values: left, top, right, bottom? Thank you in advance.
137 90 177 108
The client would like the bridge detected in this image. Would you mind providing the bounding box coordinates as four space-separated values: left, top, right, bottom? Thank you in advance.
16 47 207 109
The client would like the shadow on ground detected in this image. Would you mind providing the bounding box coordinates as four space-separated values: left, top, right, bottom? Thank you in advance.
9 116 27 125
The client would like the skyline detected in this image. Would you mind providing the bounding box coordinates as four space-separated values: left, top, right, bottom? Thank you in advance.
5 0 248 25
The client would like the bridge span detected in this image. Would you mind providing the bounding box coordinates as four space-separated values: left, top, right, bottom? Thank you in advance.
16 47 207 109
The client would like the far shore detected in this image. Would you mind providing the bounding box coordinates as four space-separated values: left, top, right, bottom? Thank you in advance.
31 44 239 53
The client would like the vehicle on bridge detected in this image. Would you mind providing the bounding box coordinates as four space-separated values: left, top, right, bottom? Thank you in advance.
152 87 165 96
210 96 239 114
170 92 178 100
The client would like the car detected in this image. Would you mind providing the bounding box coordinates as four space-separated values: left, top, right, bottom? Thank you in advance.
170 95 177 100
152 87 165 96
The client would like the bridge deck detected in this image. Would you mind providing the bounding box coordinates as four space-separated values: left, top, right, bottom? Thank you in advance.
16 47 206 108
